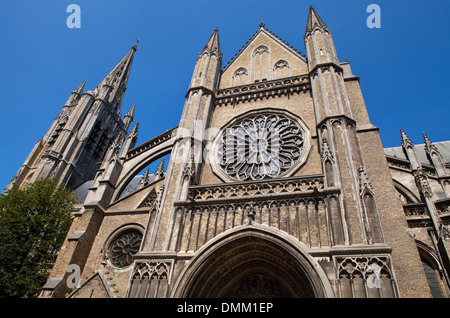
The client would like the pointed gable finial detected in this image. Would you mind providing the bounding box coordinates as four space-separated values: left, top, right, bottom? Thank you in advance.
306 6 327 32
358 166 373 194
259 21 266 29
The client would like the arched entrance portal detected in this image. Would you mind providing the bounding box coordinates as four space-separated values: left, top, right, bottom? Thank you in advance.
173 227 333 298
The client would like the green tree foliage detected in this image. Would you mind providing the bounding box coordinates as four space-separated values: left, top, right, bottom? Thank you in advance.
0 178 75 297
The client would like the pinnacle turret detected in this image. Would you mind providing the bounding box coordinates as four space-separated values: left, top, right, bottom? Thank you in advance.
400 128 414 149
73 80 86 95
423 133 438 155
123 103 136 131
203 27 221 53
306 6 328 32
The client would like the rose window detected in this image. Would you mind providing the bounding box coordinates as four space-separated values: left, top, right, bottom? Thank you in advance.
214 111 309 181
108 230 142 268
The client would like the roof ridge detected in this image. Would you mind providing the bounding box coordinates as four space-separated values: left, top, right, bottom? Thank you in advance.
222 24 305 72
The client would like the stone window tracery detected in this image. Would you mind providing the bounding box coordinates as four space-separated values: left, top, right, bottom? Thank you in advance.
212 110 311 182
252 45 270 82
336 256 396 298
273 60 291 79
108 230 142 268
232 67 248 86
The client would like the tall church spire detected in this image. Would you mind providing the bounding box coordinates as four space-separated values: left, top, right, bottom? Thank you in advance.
96 44 137 109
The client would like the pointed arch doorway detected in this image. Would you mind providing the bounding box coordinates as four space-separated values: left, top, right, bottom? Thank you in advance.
172 226 334 298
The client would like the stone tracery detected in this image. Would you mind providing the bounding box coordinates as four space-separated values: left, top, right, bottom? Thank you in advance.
216 112 306 181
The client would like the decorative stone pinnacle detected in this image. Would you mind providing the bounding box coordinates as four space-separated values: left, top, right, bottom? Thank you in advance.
358 166 372 193
423 132 439 156
400 128 413 149
154 158 165 180
138 167 150 189
259 21 265 29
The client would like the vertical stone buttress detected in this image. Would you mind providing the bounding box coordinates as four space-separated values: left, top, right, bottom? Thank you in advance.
402 130 450 288
140 28 222 253
304 7 431 296
124 29 222 298
305 7 382 245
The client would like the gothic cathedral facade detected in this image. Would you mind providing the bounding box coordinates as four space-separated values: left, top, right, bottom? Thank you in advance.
9 7 450 298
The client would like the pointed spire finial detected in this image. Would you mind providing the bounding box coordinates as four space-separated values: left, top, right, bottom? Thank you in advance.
132 38 139 51
306 6 327 32
125 103 136 118
154 158 165 181
400 128 414 149
138 167 150 189
129 121 139 138
73 80 86 94
203 27 221 52
96 44 137 107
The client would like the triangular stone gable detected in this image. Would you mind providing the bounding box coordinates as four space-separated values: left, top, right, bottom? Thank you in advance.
220 27 308 89
69 273 114 298
138 188 157 209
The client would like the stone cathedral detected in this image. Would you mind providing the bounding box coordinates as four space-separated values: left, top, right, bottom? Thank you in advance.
8 7 450 298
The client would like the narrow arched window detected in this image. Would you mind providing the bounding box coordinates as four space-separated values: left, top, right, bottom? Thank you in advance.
273 60 291 79
252 45 270 82
231 67 248 86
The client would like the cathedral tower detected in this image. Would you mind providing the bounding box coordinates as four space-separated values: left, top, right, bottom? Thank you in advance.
6 45 137 192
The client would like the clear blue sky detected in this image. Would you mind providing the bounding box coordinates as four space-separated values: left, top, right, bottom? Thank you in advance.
0 0 449 190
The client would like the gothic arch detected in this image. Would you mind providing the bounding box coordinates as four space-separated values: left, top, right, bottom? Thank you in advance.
113 145 172 201
415 240 448 297
392 179 421 204
251 45 271 82
171 225 334 298
231 67 248 86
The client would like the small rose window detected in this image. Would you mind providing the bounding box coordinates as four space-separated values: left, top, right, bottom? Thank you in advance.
108 230 142 268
